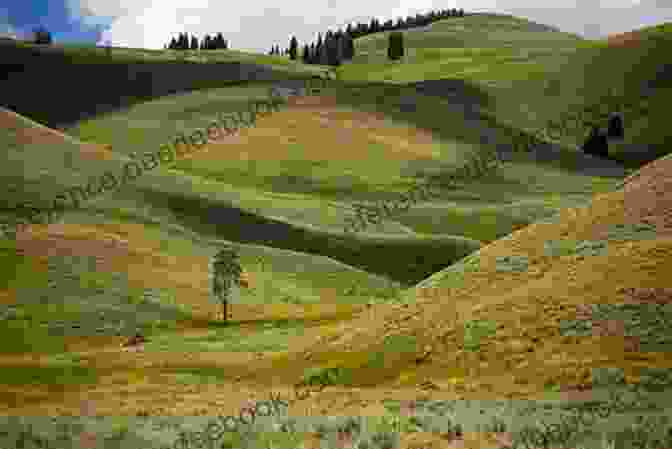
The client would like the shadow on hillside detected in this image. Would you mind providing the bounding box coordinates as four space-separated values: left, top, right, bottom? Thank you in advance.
397 78 630 178
202 316 347 330
0 40 299 128
523 141 630 178
136 187 481 286
403 78 494 114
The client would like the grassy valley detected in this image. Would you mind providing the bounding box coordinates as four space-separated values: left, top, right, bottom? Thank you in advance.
0 12 671 449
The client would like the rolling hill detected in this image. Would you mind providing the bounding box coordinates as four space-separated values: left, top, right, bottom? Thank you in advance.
0 12 670 449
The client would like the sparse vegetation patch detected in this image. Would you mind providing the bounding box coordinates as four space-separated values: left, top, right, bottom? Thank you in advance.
543 239 609 258
463 319 498 351
494 254 529 272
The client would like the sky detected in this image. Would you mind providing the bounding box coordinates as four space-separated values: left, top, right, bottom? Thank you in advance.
1 0 671 53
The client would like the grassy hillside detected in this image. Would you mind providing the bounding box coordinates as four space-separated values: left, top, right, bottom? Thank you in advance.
485 22 672 167
244 153 672 449
271 151 672 388
338 13 587 83
60 79 624 281
0 104 482 286
337 14 671 168
0 13 671 449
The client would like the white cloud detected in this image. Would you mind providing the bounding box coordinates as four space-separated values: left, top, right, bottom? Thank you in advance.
0 22 14 36
0 8 20 39
65 0 672 51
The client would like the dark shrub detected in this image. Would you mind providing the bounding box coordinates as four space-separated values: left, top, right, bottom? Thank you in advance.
607 112 625 139
33 27 52 45
582 126 609 158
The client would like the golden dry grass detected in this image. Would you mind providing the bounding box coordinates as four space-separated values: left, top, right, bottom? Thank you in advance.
193 94 441 163
1 216 366 415
0 108 117 161
15 223 233 319
606 30 643 49
245 154 672 403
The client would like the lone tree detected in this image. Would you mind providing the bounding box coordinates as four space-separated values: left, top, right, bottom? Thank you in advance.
212 246 243 322
387 31 404 60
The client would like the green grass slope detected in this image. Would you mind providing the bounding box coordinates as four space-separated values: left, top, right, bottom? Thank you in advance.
339 15 671 168
486 22 672 165
338 13 586 84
